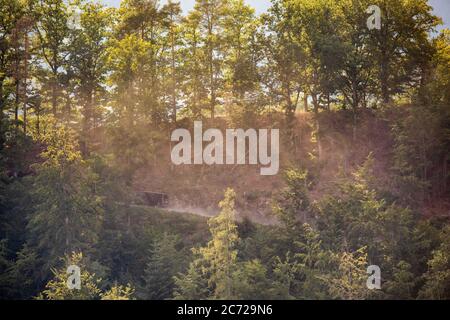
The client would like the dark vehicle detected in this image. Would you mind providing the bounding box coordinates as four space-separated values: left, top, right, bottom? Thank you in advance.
135 191 169 208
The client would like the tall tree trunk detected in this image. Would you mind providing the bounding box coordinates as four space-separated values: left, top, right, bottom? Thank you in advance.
171 22 177 123
81 89 93 157
0 79 4 150
13 28 20 129
352 108 357 142
312 94 322 160
209 50 215 120
52 75 57 116
0 80 4 125
208 17 215 121
443 154 448 195
22 31 29 134
303 92 308 112
36 105 40 136
15 77 20 129
380 46 389 104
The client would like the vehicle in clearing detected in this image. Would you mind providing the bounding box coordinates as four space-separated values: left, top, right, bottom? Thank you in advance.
134 191 169 208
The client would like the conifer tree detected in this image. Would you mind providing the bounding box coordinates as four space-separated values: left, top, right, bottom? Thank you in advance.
174 188 239 299
140 233 184 300
419 226 450 300
101 284 135 300
37 252 102 300
27 121 103 268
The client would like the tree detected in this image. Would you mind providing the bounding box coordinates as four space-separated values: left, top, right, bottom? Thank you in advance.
289 0 346 111
67 0 110 155
140 233 184 300
428 29 450 105
3 244 41 299
203 188 239 298
272 224 332 300
174 188 239 299
101 284 135 300
37 252 102 300
272 168 310 242
222 0 258 101
391 104 446 204
316 156 384 254
294 224 332 299
0 0 24 129
173 257 210 300
272 253 300 299
180 9 208 118
232 259 278 300
384 261 416 300
108 34 150 122
259 0 306 122
114 0 168 125
338 0 376 111
190 0 228 119
0 239 13 298
324 247 371 300
367 0 440 104
419 226 450 300
33 0 70 116
160 1 183 123
27 120 103 268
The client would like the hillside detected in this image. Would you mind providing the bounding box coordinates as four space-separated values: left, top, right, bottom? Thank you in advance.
134 108 449 223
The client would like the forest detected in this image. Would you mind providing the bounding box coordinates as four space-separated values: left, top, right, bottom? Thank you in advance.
0 0 449 300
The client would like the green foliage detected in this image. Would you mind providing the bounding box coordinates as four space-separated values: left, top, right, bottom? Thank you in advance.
32 0 70 116
173 257 210 300
0 0 449 301
419 226 450 300
37 251 135 300
272 168 310 239
231 259 279 300
0 239 13 298
174 188 239 299
67 0 111 148
324 247 371 300
391 106 444 204
272 224 333 300
384 261 416 300
101 284 135 300
3 244 40 299
27 123 103 267
293 224 332 299
37 252 102 300
140 233 184 300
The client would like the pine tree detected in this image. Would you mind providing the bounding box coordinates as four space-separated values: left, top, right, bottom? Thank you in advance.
140 233 184 300
325 247 371 300
0 239 13 298
272 168 310 244
173 257 210 300
384 261 416 300
232 259 277 300
174 188 239 299
271 223 332 300
5 244 41 299
419 226 450 300
37 252 102 300
101 284 135 300
27 121 103 268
